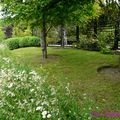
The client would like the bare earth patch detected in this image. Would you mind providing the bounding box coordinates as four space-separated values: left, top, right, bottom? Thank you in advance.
97 66 120 80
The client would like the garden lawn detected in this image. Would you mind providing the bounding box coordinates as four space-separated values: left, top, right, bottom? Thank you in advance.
12 47 120 111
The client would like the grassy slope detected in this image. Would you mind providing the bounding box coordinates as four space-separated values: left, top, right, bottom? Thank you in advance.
12 47 120 111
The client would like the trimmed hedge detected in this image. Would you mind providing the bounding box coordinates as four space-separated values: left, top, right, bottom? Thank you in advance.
5 36 40 50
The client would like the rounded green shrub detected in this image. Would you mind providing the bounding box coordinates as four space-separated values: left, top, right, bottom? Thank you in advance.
5 36 40 50
6 38 20 50
26 36 40 47
19 37 29 47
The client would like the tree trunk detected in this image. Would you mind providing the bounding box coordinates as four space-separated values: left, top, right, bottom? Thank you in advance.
76 26 80 42
113 22 119 50
93 19 97 38
113 12 120 50
42 13 47 59
60 24 64 48
63 28 67 45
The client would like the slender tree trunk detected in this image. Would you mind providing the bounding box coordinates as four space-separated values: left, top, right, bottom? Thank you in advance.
113 12 120 50
42 13 47 59
63 29 67 45
93 19 97 38
76 25 80 42
60 24 64 48
113 22 119 50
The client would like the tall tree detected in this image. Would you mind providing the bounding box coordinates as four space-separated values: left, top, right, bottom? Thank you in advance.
98 0 120 49
68 2 95 42
2 0 94 58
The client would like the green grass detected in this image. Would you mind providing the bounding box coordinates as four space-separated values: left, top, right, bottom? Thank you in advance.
1 46 90 120
11 47 120 112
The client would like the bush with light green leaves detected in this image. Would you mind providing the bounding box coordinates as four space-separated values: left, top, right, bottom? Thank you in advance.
5 36 40 50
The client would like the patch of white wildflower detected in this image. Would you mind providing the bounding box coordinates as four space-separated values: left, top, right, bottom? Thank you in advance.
0 56 61 119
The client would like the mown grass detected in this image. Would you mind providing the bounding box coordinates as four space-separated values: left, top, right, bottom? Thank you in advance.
12 47 120 114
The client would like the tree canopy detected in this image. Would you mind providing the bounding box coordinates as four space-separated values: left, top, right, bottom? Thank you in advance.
1 0 95 58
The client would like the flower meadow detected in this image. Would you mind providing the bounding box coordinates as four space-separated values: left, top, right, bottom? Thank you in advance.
0 46 98 120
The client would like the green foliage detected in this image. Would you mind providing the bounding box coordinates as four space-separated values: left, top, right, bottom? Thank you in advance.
5 36 40 50
19 36 40 48
0 27 5 41
23 26 32 36
13 26 32 37
46 27 59 44
75 31 115 52
77 32 114 52
97 31 114 48
92 3 103 19
47 37 56 44
100 47 112 54
0 20 5 42
1 0 94 29
98 31 113 54
78 35 100 51
6 37 20 50
72 42 78 48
